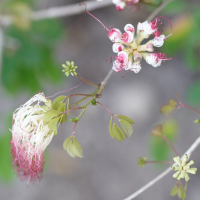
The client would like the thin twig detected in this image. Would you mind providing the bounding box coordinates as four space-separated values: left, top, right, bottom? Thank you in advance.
31 0 112 20
123 135 200 200
98 68 114 95
0 0 113 25
146 0 175 22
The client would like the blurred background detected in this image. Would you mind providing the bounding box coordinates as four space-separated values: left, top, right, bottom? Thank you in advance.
0 0 200 199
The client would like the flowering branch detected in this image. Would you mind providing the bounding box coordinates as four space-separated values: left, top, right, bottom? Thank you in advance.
123 135 200 200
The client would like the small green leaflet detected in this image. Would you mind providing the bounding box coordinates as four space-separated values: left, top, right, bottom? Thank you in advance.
48 118 58 131
109 117 113 138
160 99 177 116
52 96 66 110
119 119 133 137
63 137 83 158
116 115 135 124
112 123 125 141
43 109 60 123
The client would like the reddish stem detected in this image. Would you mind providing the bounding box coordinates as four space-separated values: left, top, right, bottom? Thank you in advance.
146 161 174 165
71 121 78 137
97 101 113 115
179 103 200 115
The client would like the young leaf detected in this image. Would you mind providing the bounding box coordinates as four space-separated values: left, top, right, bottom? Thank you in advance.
58 103 67 124
160 99 177 116
109 117 113 138
52 96 66 110
119 119 133 137
63 137 83 158
116 115 135 124
45 99 52 108
43 109 60 123
71 137 83 158
194 119 200 124
170 185 178 196
151 124 163 138
48 118 58 131
112 123 125 141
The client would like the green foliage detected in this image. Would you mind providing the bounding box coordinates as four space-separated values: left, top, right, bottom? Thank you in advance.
187 81 200 106
0 133 14 182
151 124 163 138
149 120 178 162
63 136 83 158
2 18 64 94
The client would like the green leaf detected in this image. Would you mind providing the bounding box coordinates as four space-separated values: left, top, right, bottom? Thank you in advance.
57 103 67 124
109 117 113 138
116 115 135 124
151 124 163 138
48 118 58 131
170 185 178 196
194 119 200 124
52 96 66 110
119 119 133 137
187 81 200 106
160 99 177 116
112 123 125 141
43 109 60 123
63 137 83 158
0 133 14 182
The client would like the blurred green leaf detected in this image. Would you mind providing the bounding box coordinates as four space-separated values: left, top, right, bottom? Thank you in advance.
160 99 177 116
149 120 178 162
187 81 200 106
162 0 187 15
0 133 14 182
2 18 64 94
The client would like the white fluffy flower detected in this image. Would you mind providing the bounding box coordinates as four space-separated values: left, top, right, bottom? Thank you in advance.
145 53 162 67
10 93 55 183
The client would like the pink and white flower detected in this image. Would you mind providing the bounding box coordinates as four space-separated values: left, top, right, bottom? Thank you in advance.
129 62 141 73
10 93 55 183
152 35 165 47
112 51 129 72
108 28 122 42
112 43 124 53
145 53 167 67
124 24 135 33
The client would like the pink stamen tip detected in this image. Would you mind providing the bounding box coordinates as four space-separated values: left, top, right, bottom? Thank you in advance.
80 2 109 32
